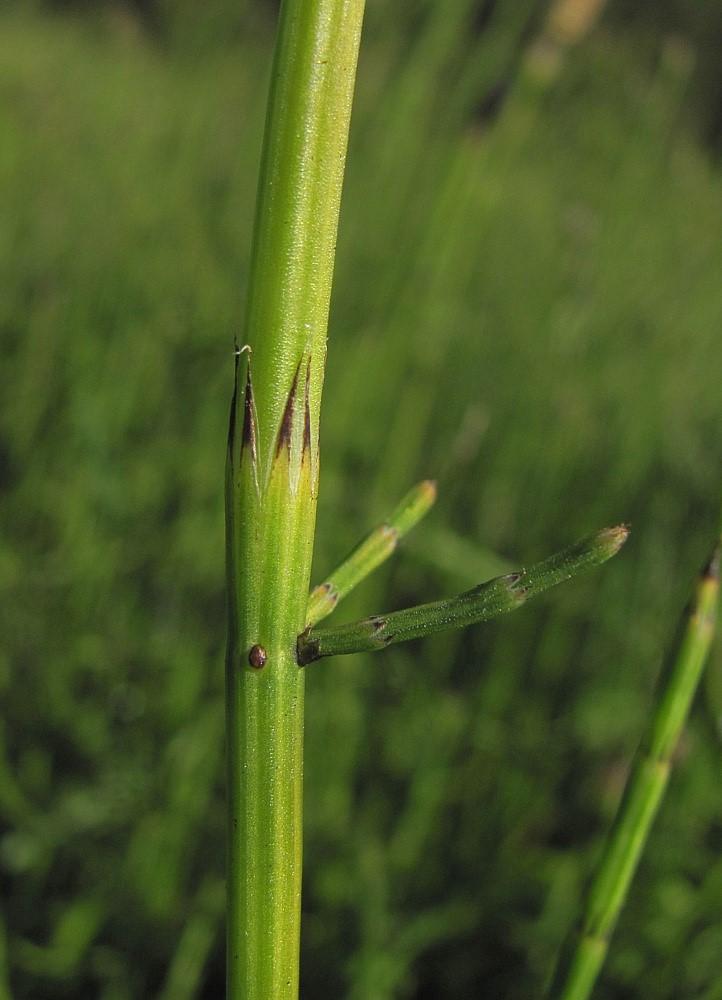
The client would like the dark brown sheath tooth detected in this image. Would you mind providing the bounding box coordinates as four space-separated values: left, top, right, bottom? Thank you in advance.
241 366 258 465
275 358 302 457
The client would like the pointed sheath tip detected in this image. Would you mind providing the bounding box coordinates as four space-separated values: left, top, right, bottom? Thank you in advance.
241 366 257 461
420 479 438 501
275 359 302 456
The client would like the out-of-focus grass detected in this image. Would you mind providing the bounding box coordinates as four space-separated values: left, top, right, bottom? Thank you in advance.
1 4 721 998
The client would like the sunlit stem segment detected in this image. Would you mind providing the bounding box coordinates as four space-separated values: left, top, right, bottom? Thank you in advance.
546 538 721 1000
225 1 366 998
298 526 628 665
306 479 437 627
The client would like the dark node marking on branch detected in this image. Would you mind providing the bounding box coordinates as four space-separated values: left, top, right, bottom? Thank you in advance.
296 629 319 667
248 644 267 669
275 359 302 456
502 573 528 605
369 616 387 632
379 524 399 547
315 582 338 607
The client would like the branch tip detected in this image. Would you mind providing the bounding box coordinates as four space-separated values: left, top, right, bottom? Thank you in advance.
594 524 630 561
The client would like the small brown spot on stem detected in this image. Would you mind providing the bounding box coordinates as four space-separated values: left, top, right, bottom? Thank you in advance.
248 644 267 669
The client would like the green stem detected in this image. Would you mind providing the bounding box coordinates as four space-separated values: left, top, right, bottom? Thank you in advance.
306 479 437 627
546 539 721 1000
225 2 365 998
297 526 628 665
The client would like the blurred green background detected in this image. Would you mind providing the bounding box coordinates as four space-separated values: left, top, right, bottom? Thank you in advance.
2 0 722 997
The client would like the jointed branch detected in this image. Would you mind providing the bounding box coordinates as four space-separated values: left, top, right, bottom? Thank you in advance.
298 525 629 666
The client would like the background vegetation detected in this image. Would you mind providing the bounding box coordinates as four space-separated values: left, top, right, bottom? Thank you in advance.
2 1 722 997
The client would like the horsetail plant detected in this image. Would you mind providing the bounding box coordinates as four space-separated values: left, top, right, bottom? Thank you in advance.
225 2 628 997
546 536 721 1000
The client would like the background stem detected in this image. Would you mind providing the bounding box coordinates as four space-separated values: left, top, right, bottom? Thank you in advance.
225 1 366 997
546 540 721 1000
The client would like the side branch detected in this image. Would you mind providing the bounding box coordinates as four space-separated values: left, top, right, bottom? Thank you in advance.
298 525 629 665
305 480 437 627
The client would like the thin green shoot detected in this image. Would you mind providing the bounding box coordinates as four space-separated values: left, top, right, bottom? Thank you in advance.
306 479 437 627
